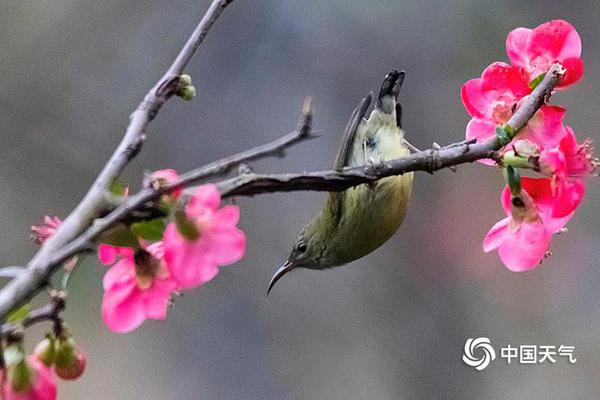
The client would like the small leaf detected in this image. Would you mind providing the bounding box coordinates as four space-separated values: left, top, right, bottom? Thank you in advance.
0 266 25 278
174 209 199 241
130 219 167 241
7 304 31 323
495 126 511 146
108 179 128 197
529 73 546 90
506 166 522 196
99 224 138 248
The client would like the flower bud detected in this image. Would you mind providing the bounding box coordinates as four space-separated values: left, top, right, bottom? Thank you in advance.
179 74 192 86
179 85 196 101
54 337 86 380
6 359 33 393
33 335 56 367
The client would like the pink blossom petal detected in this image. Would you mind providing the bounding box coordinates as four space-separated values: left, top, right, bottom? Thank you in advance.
102 283 145 334
483 217 510 252
151 169 182 198
506 27 532 67
202 226 246 265
551 180 585 218
497 222 552 272
102 259 135 291
30 357 57 400
479 62 530 97
143 278 176 320
98 245 133 265
163 224 219 289
506 20 583 88
519 105 567 148
214 205 241 227
560 57 584 88
461 78 488 119
466 118 496 165
186 184 221 217
531 20 581 60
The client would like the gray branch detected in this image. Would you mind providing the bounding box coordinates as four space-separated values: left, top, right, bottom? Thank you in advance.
0 0 234 320
0 38 563 325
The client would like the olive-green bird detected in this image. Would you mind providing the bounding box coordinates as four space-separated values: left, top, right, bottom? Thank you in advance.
267 69 414 294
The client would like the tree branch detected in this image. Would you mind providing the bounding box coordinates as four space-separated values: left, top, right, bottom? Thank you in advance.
0 0 234 320
0 56 562 322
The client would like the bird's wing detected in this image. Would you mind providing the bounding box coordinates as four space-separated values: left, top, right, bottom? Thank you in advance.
326 93 372 225
333 93 372 170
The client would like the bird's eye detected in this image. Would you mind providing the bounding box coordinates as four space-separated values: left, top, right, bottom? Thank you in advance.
296 241 307 253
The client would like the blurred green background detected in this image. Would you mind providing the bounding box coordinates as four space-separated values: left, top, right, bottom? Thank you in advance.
1 0 599 399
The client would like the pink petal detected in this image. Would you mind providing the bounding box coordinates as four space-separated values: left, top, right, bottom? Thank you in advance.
30 357 57 400
531 20 581 60
202 226 246 265
461 78 488 119
551 180 585 218
521 177 555 211
560 57 584 88
163 224 219 289
102 282 145 333
500 185 512 216
480 62 530 97
186 184 221 217
102 258 135 291
519 105 566 148
98 245 133 265
466 118 496 165
506 27 533 68
143 278 176 320
151 169 182 198
214 205 240 226
483 217 510 252
506 20 583 88
497 222 552 272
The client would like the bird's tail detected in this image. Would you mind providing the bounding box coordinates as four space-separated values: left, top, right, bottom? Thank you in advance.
377 69 405 128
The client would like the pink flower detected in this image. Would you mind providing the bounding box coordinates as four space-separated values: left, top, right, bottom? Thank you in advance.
30 216 78 270
99 242 177 333
483 177 572 271
30 216 62 245
163 184 245 289
506 19 584 88
462 62 566 163
150 169 182 199
2 356 57 400
539 127 597 217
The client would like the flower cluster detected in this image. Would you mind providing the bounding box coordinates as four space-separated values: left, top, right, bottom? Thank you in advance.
99 171 246 333
462 20 597 271
1 332 85 400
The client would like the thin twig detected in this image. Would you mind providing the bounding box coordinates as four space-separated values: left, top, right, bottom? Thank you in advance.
6 65 563 286
1 292 65 337
0 0 234 320
0 62 562 322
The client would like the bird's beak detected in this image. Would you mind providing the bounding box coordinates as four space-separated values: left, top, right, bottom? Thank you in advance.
267 260 297 296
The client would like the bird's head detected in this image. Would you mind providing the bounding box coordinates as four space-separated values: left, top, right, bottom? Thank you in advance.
267 222 327 295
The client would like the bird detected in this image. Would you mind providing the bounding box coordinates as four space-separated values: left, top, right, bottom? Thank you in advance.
267 69 414 294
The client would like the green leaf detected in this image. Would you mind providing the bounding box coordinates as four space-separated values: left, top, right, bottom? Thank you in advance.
505 166 522 196
108 179 128 197
130 219 167 241
99 224 138 248
495 126 511 146
174 209 199 241
7 304 31 323
529 73 546 90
